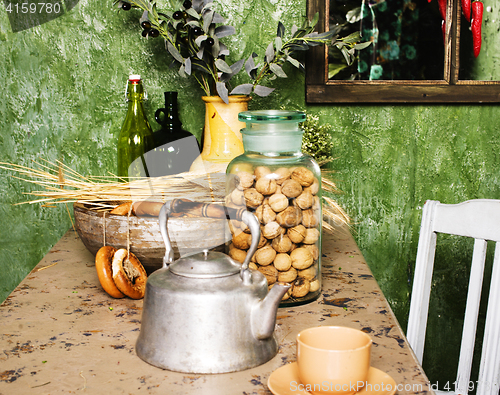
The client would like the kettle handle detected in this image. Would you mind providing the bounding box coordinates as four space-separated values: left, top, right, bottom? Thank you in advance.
159 201 175 268
159 199 260 280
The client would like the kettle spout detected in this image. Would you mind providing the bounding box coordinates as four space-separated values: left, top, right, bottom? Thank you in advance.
251 282 291 340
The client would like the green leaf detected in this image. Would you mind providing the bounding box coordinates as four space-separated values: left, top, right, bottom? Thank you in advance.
354 41 372 50
215 58 233 74
269 63 287 78
195 35 208 46
275 36 282 53
286 55 301 69
184 57 192 75
216 82 229 103
254 85 275 97
265 42 275 63
277 21 285 38
214 25 235 38
178 63 188 77
202 10 213 33
310 12 319 28
186 21 201 28
185 7 199 19
346 7 363 24
341 31 362 44
167 41 184 63
328 62 348 79
230 84 253 95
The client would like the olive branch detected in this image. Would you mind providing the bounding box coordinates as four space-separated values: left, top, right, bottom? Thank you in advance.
114 0 367 103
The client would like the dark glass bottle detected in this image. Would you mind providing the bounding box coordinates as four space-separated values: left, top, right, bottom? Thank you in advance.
148 92 201 176
117 75 155 179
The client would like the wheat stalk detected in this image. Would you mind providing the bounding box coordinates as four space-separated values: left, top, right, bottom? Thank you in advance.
0 160 350 228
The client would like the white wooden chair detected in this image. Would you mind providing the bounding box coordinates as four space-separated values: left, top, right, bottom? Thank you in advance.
407 199 500 395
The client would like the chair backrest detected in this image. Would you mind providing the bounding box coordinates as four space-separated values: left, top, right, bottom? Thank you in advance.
407 199 500 395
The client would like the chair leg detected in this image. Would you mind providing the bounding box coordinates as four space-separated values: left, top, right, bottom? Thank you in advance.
456 239 487 395
476 242 500 395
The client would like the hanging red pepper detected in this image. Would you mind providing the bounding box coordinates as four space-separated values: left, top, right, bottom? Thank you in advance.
471 1 483 58
438 0 447 20
461 0 471 22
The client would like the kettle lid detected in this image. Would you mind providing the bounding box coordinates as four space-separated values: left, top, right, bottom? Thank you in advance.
169 250 241 278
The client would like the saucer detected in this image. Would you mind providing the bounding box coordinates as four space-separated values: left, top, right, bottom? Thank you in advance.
267 363 397 395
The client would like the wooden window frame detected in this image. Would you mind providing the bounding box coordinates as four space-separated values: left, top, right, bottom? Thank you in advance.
306 0 500 103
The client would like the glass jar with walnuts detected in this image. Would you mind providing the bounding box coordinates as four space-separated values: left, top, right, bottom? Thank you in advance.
226 110 322 306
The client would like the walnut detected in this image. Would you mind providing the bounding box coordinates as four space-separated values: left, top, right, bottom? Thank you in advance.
235 171 255 190
243 188 264 208
254 166 272 180
258 265 278 285
249 262 259 271
255 204 276 224
254 245 277 266
302 208 319 228
272 167 292 185
278 267 297 283
228 220 241 236
303 243 319 260
232 231 251 250
309 278 320 293
268 193 289 213
272 234 292 253
302 228 320 244
291 167 315 187
276 206 303 228
254 232 268 249
312 195 321 210
295 190 314 210
281 179 303 198
298 266 317 281
292 277 310 298
230 188 246 206
255 177 277 195
240 221 251 234
304 178 320 195
262 221 283 239
229 247 247 263
281 287 292 301
290 247 314 270
273 253 292 271
287 225 306 244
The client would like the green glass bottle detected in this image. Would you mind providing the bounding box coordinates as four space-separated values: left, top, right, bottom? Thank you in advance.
117 75 155 179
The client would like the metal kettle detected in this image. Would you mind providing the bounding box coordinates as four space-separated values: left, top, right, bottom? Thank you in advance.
136 199 291 373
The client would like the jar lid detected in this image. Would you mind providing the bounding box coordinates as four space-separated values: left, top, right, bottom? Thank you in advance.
238 110 306 123
129 74 141 81
169 250 241 278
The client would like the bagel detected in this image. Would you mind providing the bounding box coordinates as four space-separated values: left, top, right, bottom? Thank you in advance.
111 249 147 299
109 201 133 215
95 246 125 299
95 247 147 299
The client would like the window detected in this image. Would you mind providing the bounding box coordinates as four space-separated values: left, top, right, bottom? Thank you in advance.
306 0 500 103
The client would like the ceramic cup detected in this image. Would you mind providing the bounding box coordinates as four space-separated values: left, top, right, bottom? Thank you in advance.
296 326 372 395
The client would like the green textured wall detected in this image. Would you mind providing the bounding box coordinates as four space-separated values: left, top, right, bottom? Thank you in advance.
1 0 499 386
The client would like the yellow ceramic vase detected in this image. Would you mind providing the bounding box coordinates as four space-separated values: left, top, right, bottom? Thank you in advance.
190 95 251 173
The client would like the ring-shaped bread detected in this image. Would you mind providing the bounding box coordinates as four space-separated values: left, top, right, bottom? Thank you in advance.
111 249 147 299
95 246 126 299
